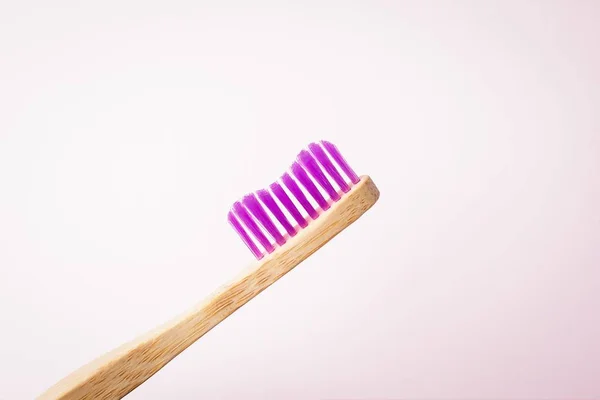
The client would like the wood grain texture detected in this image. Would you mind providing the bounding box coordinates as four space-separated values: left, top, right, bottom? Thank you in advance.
38 175 380 400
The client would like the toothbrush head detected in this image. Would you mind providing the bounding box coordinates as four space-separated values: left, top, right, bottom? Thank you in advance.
228 140 365 259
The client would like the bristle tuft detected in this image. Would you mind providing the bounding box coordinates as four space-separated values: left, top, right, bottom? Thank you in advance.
282 172 319 219
232 201 275 253
270 182 308 229
229 140 360 259
308 142 350 193
298 150 341 201
243 194 286 246
291 162 330 211
228 211 264 259
321 140 360 184
257 189 297 237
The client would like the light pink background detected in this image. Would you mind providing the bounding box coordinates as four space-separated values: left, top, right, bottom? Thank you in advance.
1 1 599 399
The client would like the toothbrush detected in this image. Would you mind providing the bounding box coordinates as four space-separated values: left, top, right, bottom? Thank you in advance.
39 140 380 399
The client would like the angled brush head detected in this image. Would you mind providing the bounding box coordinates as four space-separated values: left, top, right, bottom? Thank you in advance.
228 140 363 259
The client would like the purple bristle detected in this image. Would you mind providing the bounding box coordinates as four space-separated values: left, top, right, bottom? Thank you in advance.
270 182 308 228
321 140 360 184
243 194 286 246
291 162 330 211
232 201 275 253
298 150 340 201
229 140 361 259
281 172 319 219
228 211 263 259
257 189 297 237
308 142 350 193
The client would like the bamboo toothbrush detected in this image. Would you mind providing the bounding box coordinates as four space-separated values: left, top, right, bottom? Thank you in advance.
39 140 380 399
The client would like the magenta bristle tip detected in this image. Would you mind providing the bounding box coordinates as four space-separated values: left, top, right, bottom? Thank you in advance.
228 211 263 259
257 189 297 237
232 201 275 254
308 142 350 193
242 194 286 246
270 182 308 229
298 150 341 201
229 141 359 259
321 140 360 184
291 162 330 211
281 172 319 219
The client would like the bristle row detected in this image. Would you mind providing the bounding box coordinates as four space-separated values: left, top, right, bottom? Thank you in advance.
228 140 359 259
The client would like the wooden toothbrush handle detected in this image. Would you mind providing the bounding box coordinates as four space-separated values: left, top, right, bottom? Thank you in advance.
39 175 380 400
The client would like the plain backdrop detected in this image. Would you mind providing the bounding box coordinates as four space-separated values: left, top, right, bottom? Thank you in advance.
1 1 599 399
